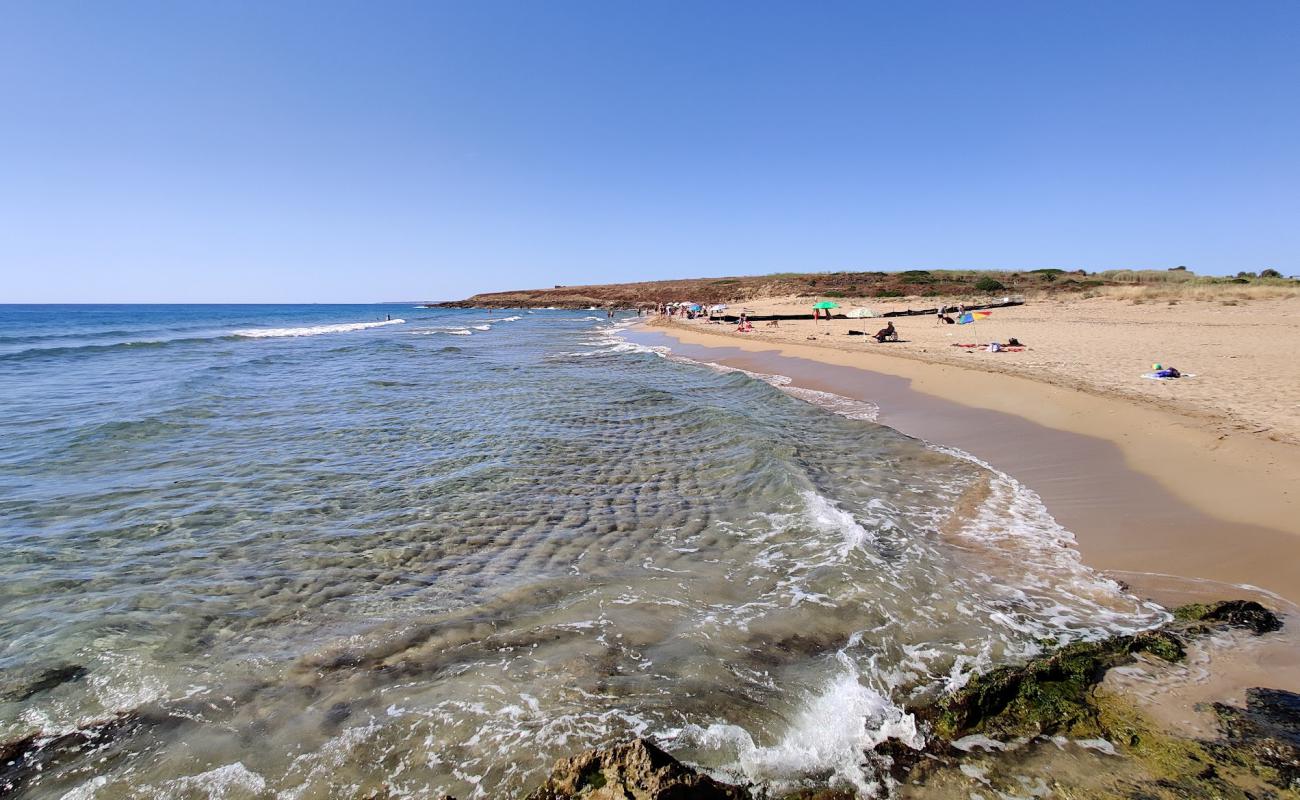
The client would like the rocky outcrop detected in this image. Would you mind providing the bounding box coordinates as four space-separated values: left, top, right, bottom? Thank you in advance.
1173 599 1284 635
922 602 1280 742
1209 687 1300 792
523 738 750 800
3 601 1290 799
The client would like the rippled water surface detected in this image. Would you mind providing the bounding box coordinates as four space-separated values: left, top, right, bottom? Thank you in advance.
0 305 1167 798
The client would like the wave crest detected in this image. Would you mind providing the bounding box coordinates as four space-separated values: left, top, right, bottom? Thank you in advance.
232 319 405 338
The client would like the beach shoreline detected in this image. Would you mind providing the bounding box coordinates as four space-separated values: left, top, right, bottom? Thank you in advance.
631 315 1300 608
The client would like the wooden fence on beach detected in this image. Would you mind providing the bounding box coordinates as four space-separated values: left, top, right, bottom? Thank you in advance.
716 299 1024 323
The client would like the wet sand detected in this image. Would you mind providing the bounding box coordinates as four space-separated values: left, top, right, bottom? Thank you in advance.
627 326 1300 609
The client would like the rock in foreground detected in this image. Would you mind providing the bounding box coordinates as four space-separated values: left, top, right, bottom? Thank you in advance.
524 738 750 800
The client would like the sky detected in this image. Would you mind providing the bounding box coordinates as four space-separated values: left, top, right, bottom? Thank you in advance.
2 1 1297 302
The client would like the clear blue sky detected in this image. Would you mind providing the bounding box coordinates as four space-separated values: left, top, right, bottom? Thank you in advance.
3 1 1297 302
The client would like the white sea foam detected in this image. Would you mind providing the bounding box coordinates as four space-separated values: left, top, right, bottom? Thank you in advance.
605 328 880 422
232 319 405 338
781 386 879 421
412 328 472 336
499 315 522 322
801 490 876 556
669 656 921 796
161 762 267 798
473 325 491 331
933 443 1169 639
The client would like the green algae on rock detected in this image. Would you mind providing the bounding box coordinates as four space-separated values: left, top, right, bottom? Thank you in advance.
922 630 1185 741
1172 599 1284 635
523 739 750 800
922 602 1281 742
898 600 1295 799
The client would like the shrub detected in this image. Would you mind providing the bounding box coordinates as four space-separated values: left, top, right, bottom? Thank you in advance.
823 291 845 298
1260 268 1282 279
875 288 905 298
974 276 1006 292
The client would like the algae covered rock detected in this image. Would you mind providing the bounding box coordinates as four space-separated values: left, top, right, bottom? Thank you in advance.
1172 599 1283 634
924 631 1185 740
1210 687 1300 792
524 738 750 800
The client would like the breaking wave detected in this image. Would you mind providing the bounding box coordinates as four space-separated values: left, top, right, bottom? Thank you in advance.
232 319 405 338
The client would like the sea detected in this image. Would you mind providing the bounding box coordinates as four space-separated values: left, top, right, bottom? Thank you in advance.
0 304 1168 799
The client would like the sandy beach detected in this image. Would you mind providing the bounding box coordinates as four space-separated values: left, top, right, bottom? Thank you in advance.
640 295 1300 606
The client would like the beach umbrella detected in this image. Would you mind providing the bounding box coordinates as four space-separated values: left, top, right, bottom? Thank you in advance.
845 307 879 335
812 300 840 327
814 300 842 329
957 310 993 343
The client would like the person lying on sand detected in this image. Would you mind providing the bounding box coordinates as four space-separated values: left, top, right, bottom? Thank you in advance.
873 322 898 343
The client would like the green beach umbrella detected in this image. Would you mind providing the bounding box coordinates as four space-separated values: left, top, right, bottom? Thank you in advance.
812 300 840 329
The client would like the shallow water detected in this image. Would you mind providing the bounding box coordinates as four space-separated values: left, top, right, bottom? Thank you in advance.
0 305 1166 798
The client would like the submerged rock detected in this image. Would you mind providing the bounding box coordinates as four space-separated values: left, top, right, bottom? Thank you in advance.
0 663 88 702
524 738 750 800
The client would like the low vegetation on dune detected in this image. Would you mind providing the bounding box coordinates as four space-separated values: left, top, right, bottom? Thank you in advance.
439 267 1297 308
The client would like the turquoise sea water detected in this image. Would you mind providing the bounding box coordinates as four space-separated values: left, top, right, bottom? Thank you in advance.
0 305 1166 798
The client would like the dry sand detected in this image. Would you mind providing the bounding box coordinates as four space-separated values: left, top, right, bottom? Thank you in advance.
635 295 1300 605
715 294 1300 445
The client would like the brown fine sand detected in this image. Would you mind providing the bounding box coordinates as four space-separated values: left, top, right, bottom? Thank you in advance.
633 296 1300 606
